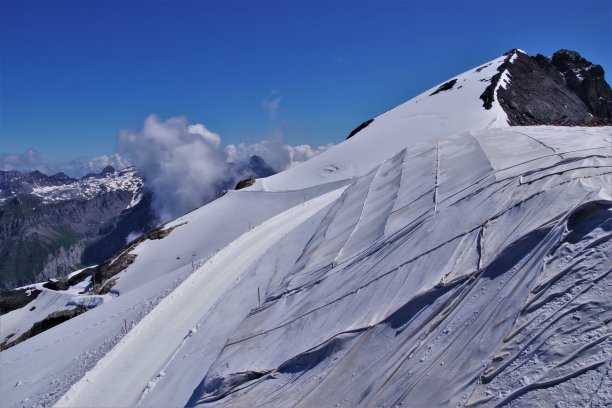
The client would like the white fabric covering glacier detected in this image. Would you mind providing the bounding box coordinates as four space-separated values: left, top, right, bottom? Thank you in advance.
1 50 610 407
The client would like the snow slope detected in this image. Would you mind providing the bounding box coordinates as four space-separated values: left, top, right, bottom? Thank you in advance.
55 187 347 408
0 50 610 408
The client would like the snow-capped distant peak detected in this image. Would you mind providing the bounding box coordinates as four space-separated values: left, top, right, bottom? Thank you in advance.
33 167 143 205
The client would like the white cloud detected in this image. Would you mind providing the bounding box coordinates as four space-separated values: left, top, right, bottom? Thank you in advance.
225 139 334 172
262 91 282 119
0 149 48 173
1 149 133 178
187 124 222 149
2 115 335 223
62 154 131 177
117 115 229 222
118 115 334 221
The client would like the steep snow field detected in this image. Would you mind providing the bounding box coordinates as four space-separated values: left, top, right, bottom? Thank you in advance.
1 50 610 407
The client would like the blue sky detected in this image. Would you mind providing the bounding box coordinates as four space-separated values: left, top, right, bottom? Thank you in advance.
1 0 610 165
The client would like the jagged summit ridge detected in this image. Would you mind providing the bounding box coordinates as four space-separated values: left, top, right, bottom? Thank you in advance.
344 48 610 141
0 166 143 205
490 48 611 125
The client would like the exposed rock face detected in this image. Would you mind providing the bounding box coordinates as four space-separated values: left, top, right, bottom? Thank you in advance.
235 178 256 190
430 79 458 96
81 191 157 267
550 49 612 121
0 167 153 288
0 288 41 315
346 119 374 139
242 156 275 179
486 49 611 125
0 306 89 350
89 221 186 294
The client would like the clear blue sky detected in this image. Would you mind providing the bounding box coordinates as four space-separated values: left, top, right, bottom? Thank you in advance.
1 0 610 163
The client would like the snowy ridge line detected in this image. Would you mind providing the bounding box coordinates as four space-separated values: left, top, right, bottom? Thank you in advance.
27 167 143 205
55 187 347 408
490 49 519 127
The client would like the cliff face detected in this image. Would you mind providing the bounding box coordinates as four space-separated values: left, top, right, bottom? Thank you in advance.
550 49 612 120
487 49 611 125
0 168 154 288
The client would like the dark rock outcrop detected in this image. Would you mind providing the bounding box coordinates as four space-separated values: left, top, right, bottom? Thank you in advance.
0 306 88 350
430 79 458 96
550 49 612 121
244 156 275 178
0 288 41 315
235 178 256 190
483 49 611 125
346 119 374 140
43 278 70 291
89 222 186 294
81 190 157 267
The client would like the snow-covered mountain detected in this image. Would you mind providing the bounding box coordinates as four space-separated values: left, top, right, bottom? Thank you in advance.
1 49 610 407
0 166 143 206
0 166 152 288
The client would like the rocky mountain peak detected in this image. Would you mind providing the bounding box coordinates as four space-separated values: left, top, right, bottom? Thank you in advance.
100 165 116 175
492 48 611 125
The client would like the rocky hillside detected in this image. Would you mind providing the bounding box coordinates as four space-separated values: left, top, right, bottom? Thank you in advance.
0 167 155 288
0 156 277 288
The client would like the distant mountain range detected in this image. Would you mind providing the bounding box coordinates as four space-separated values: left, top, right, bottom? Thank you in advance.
0 156 276 288
0 166 152 287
